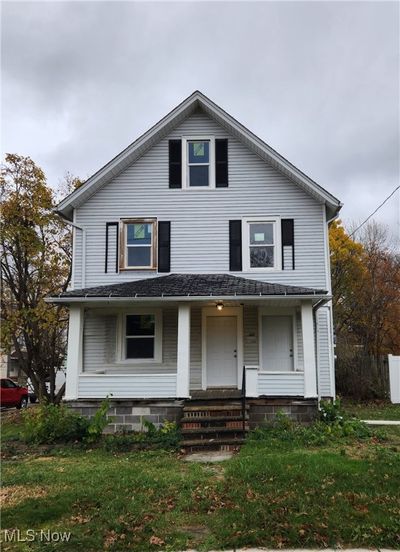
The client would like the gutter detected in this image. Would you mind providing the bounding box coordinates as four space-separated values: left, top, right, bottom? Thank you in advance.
45 293 331 305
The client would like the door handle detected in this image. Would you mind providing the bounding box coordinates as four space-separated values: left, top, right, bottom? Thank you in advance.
233 349 237 358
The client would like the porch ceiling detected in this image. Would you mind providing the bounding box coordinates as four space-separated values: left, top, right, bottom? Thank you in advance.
47 274 329 305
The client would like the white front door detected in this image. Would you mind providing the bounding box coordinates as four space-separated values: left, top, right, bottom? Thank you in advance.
206 316 237 387
261 315 294 371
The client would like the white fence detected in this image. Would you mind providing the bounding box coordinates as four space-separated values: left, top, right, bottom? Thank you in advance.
388 355 400 404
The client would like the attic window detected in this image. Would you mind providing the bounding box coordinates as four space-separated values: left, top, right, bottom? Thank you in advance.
182 136 215 188
188 141 209 187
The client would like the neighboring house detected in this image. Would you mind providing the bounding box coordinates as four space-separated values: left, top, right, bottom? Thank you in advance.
0 350 24 382
48 91 342 433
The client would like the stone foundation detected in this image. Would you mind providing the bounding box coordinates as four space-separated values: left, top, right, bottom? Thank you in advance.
66 399 184 433
66 397 318 433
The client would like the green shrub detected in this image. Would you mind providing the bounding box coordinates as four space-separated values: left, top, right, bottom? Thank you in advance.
319 398 346 424
103 419 180 452
22 398 113 445
84 396 112 444
22 403 90 444
249 409 376 449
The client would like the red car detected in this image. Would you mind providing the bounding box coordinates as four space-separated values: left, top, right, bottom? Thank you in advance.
0 378 28 409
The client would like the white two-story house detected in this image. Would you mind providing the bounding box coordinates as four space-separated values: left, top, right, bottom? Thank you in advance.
49 91 342 434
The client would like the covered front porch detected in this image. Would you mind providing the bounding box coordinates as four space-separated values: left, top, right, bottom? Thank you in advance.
50 274 330 402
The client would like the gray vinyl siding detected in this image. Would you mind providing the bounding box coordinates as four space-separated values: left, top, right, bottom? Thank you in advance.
81 305 305 383
283 246 294 270
83 308 177 374
296 311 304 371
73 229 83 287
258 372 304 396
243 305 259 365
316 306 334 397
189 307 202 389
73 110 328 291
78 374 177 399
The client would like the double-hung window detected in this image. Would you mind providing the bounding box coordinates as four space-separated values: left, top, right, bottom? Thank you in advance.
123 310 162 362
121 219 156 270
182 137 215 188
243 217 281 270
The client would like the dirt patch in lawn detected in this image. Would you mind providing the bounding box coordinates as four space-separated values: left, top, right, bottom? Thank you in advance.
180 524 211 546
0 484 48 508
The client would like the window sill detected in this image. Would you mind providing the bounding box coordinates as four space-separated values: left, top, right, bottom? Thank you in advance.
243 267 282 272
119 267 157 272
115 359 163 365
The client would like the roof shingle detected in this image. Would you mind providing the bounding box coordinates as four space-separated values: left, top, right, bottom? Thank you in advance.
52 274 327 299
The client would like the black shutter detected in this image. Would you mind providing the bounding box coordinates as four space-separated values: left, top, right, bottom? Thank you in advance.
215 139 228 187
229 220 242 271
105 222 119 273
158 221 171 273
169 140 182 188
281 219 295 270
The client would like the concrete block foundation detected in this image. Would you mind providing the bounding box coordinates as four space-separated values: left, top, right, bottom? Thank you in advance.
66 397 318 433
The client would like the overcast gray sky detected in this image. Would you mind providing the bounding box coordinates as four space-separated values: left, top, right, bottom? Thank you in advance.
2 1 399 243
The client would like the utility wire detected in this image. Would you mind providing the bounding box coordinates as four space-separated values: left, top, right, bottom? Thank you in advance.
349 184 400 237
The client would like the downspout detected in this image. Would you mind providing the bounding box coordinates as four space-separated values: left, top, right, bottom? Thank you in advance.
325 205 338 401
313 299 327 411
55 210 86 289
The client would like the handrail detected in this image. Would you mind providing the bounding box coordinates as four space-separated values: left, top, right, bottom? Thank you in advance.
241 365 246 434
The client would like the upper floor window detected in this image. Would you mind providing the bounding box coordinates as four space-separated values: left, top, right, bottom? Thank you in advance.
188 140 210 187
120 219 156 270
242 217 281 271
182 136 215 189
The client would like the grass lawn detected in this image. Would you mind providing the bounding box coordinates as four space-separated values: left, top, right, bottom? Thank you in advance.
342 399 400 421
1 410 400 551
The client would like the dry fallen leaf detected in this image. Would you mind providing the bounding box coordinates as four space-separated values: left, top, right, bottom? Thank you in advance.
149 535 165 546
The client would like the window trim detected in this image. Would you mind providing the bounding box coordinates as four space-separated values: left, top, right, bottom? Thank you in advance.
242 216 281 271
119 218 157 271
182 136 215 189
117 309 163 364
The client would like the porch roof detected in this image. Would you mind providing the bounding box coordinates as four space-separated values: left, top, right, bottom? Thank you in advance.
48 274 328 303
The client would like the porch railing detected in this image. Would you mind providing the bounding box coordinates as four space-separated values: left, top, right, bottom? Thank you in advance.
241 365 246 434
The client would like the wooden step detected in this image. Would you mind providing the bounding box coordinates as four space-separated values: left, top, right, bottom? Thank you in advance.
181 425 249 435
183 404 248 412
181 414 248 423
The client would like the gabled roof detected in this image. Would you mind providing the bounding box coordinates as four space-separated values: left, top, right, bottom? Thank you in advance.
57 91 342 220
48 273 328 303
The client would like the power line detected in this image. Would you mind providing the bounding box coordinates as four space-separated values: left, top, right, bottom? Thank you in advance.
349 184 400 237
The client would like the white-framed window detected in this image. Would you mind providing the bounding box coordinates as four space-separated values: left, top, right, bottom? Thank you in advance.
182 136 215 189
120 219 156 270
118 309 162 363
242 217 281 271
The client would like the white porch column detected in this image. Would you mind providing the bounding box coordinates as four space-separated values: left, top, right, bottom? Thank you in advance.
301 301 317 398
65 305 84 400
176 303 191 398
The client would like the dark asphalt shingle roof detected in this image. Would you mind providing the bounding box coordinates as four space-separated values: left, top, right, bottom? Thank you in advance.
53 274 327 299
